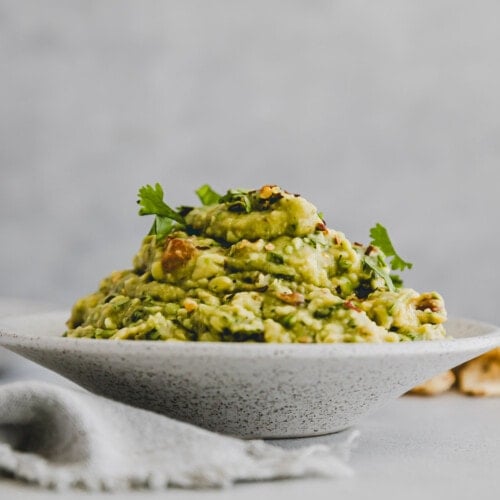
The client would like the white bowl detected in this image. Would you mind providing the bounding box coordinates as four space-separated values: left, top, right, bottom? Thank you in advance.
0 298 59 371
1 312 499 438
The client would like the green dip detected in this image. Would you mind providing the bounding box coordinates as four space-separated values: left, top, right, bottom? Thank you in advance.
65 185 447 342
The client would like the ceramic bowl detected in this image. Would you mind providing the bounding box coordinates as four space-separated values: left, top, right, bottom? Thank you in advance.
1 312 499 438
0 298 59 371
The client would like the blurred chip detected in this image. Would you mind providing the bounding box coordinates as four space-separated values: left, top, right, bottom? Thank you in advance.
457 348 500 396
409 370 456 396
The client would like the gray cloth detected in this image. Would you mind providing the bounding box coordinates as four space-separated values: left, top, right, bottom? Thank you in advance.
0 381 356 491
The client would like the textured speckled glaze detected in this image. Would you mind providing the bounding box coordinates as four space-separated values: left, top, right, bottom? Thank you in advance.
1 312 499 438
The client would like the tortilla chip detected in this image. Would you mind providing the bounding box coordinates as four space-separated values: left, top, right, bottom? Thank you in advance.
409 370 456 396
457 348 500 396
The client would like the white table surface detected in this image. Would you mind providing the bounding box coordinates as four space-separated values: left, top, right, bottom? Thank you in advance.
1 299 499 500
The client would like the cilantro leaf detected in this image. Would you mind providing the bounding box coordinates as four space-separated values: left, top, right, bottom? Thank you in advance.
363 255 395 293
390 274 404 288
196 184 222 206
137 184 184 223
369 223 413 272
150 216 177 238
219 188 253 213
137 183 185 239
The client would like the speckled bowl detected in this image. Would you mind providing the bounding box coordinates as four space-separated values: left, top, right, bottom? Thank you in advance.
1 312 499 438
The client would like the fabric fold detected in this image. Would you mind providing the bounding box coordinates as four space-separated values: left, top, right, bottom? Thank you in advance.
0 381 356 491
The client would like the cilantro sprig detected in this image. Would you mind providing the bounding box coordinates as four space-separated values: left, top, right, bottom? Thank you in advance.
363 223 413 292
137 184 185 223
137 183 225 239
369 223 413 272
363 255 396 292
137 183 186 239
219 188 253 213
196 184 222 206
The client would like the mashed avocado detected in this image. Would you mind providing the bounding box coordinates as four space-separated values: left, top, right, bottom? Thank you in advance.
65 185 447 342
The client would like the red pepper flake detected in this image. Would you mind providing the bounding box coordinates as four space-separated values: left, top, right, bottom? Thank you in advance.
344 300 362 313
316 222 328 233
353 242 363 247
333 234 341 245
364 245 376 256
259 185 281 200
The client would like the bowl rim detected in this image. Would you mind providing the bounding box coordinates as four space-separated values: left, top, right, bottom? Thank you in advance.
1 311 499 360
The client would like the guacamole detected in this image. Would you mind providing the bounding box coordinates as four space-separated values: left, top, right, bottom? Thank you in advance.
65 185 447 342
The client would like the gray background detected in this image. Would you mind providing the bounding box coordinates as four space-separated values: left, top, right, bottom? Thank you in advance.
1 0 499 324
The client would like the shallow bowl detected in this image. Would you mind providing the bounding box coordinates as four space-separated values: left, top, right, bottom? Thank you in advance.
1 312 499 438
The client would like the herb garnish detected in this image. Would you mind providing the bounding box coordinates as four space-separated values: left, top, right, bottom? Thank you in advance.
363 223 413 291
219 189 253 213
196 184 222 206
137 183 186 239
369 223 413 272
138 183 227 238
363 255 396 292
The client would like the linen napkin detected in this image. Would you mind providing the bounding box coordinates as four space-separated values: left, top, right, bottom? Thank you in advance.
0 381 357 491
